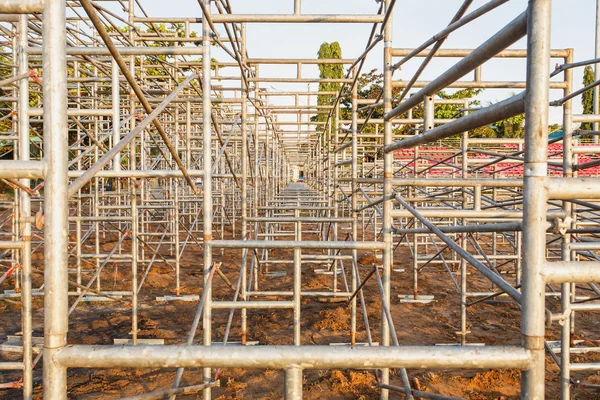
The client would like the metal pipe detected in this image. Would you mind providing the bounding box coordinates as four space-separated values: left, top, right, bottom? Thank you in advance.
381 2 394 396
384 92 525 153
54 344 533 370
0 362 25 370
521 1 552 397
210 240 386 250
545 177 600 199
18 14 33 398
385 11 527 121
542 262 600 283
26 46 205 56
68 170 205 179
66 74 195 198
120 382 219 400
207 14 385 23
595 0 600 140
393 193 522 303
0 0 43 13
396 222 522 234
112 60 120 172
78 0 198 194
42 0 69 396
379 384 466 400
285 368 303 399
391 0 509 71
0 160 44 179
201 2 214 397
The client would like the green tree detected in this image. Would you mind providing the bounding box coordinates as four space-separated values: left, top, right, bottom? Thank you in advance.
581 65 594 130
313 42 343 131
436 88 482 119
340 68 383 122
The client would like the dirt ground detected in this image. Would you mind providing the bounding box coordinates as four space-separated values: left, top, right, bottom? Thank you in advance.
1 226 600 399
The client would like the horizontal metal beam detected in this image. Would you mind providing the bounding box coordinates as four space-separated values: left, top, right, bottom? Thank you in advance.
0 160 44 179
0 361 24 370
66 74 195 198
211 301 295 309
389 178 524 188
385 11 527 121
393 193 523 303
67 170 205 179
54 345 532 370
384 92 526 152
542 262 600 283
210 240 386 250
390 48 569 59
246 58 355 65
545 177 600 200
209 14 385 23
26 46 204 56
0 0 42 13
396 222 522 234
0 241 25 249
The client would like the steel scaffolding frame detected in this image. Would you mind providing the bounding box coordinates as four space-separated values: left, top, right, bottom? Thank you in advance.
0 0 599 399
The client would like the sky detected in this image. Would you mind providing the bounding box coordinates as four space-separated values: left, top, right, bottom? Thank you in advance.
122 0 598 124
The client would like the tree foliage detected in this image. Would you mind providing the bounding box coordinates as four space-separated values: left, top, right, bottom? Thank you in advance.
313 42 343 130
340 68 384 125
581 65 594 130
316 42 563 141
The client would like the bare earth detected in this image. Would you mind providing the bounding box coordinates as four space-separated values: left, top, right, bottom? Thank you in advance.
1 228 599 399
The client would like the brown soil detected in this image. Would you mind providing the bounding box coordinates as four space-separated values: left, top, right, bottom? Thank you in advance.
1 225 600 399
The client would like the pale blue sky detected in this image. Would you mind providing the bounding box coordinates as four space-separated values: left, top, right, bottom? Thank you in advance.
120 0 597 124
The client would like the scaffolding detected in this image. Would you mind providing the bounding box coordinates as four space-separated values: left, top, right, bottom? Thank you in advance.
0 0 599 399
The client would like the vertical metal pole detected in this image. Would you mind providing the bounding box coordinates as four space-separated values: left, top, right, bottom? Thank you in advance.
254 117 260 268
43 0 69 397
94 62 102 293
285 367 303 399
241 22 249 345
18 14 32 400
521 1 551 398
594 0 600 141
265 117 271 207
175 180 181 296
202 0 214 396
415 95 435 299
459 100 469 346
381 0 393 397
333 104 340 293
131 181 138 345
186 101 192 169
113 60 121 172
289 206 303 397
74 28 82 297
293 208 301 345
560 48 574 400
174 81 181 296
351 72 358 345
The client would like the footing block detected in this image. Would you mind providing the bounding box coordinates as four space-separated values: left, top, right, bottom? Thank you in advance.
213 341 259 346
0 336 43 353
314 268 342 275
398 294 435 304
546 340 599 354
329 342 379 346
318 297 347 303
264 271 287 278
81 295 122 302
155 295 200 302
113 338 164 345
